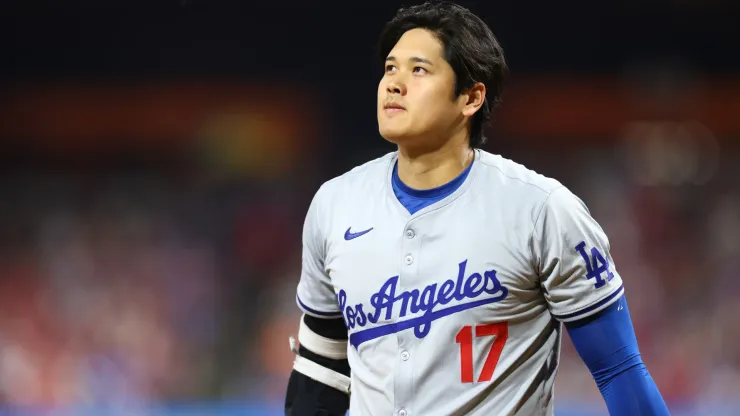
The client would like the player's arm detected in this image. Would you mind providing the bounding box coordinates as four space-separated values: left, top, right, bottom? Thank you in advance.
285 186 350 416
533 187 668 415
285 315 350 416
565 296 669 415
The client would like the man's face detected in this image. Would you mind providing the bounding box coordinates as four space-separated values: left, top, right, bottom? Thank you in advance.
377 28 465 147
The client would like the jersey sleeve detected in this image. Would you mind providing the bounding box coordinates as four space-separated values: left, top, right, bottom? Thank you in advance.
533 187 624 322
295 186 343 319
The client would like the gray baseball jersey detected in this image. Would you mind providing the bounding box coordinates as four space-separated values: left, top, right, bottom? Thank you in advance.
295 149 624 416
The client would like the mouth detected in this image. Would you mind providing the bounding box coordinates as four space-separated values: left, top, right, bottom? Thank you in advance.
383 102 406 114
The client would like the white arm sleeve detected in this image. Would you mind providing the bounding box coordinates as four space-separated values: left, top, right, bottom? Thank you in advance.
533 187 624 322
295 186 343 318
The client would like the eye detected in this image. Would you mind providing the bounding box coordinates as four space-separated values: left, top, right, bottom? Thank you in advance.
413 67 428 75
385 65 397 73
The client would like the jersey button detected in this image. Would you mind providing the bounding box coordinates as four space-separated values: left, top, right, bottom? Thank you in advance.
401 350 410 361
404 255 413 265
399 409 407 416
405 229 415 239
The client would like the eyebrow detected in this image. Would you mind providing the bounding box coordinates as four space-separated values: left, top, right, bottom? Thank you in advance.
385 56 434 66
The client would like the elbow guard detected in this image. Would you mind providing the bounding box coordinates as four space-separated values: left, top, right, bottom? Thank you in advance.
290 315 351 394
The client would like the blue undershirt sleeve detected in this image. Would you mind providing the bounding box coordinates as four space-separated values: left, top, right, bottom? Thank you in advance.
565 295 670 415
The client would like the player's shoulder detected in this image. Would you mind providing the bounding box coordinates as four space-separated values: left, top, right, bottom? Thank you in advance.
475 150 584 219
312 151 395 204
476 150 564 195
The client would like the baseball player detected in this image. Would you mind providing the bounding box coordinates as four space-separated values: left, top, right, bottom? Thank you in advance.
284 2 671 415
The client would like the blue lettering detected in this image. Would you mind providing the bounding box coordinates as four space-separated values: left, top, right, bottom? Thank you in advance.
354 304 367 327
340 260 510 348
398 289 420 317
453 260 467 301
484 270 503 294
575 241 614 289
337 290 349 328
438 280 455 305
368 276 398 323
463 272 484 298
338 289 369 329
419 284 436 310
346 305 356 327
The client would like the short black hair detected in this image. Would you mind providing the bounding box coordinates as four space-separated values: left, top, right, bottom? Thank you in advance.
378 1 507 148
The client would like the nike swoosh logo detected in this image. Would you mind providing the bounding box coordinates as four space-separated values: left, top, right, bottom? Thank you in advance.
344 227 373 241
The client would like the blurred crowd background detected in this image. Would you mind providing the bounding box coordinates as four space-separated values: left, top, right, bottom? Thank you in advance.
1 1 739 415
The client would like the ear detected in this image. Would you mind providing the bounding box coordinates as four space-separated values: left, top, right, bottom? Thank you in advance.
460 82 486 118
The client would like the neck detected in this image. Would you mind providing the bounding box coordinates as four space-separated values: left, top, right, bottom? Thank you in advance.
396 132 474 190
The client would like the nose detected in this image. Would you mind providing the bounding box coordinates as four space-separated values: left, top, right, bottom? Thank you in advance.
386 80 406 96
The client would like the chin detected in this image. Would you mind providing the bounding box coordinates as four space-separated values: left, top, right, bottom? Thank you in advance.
380 132 428 150
378 126 410 145
378 117 412 141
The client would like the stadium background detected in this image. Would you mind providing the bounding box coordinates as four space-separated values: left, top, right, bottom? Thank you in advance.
1 1 739 415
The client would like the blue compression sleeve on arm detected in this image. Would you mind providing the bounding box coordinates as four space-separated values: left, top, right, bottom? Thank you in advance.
565 296 670 415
